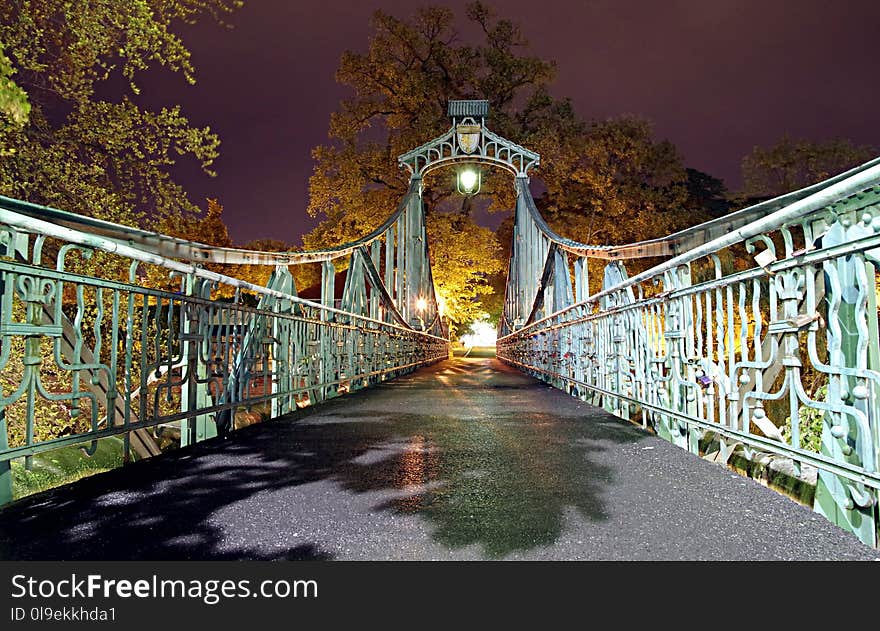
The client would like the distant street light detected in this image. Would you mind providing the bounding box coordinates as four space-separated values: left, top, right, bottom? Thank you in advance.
414 297 428 330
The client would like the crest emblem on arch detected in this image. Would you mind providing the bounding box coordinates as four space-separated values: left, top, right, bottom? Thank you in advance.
398 100 539 177
456 124 481 154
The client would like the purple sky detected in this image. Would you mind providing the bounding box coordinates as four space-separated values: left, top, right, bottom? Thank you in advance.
139 0 880 245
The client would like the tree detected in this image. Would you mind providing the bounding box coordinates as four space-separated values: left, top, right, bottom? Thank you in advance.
150 197 235 296
0 44 29 133
0 0 244 459
304 3 579 326
155 202 314 299
427 213 504 333
517 116 724 297
741 136 875 198
0 1 241 231
538 116 705 247
684 168 727 215
158 197 233 249
235 239 318 300
306 4 727 325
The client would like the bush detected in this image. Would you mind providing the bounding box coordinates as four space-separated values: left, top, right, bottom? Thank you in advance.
782 384 826 453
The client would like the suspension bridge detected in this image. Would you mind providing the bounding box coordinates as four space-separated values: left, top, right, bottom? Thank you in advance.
0 101 878 559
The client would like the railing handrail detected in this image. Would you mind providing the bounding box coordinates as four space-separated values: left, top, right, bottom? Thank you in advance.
517 155 880 260
503 158 880 339
0 203 447 343
0 179 418 266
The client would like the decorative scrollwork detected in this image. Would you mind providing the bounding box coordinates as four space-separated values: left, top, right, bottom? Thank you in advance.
14 275 55 305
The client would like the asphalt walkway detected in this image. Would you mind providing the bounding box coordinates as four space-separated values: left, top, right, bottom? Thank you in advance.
0 357 875 560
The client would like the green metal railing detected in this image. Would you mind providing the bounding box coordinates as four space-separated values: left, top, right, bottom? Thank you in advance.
498 161 880 547
0 183 448 504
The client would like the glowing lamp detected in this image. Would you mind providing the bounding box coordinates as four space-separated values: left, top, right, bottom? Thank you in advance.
457 168 480 196
415 297 428 311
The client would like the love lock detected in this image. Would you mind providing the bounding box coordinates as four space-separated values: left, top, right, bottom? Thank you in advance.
786 312 824 330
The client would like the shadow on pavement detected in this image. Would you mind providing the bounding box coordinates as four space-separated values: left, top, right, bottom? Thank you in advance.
0 360 646 560
309 408 645 557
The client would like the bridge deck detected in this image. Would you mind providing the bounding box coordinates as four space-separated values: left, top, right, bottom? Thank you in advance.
0 358 875 560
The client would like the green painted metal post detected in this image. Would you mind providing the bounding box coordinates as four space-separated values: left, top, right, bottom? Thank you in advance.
384 228 395 322
600 261 632 418
395 212 406 320
676 266 701 455
319 260 335 401
180 275 214 446
406 183 422 327
0 408 9 505
814 221 879 546
665 267 694 452
340 251 363 386
0 246 9 503
269 265 295 419
0 232 29 505
370 240 381 321
552 249 573 317
573 257 587 304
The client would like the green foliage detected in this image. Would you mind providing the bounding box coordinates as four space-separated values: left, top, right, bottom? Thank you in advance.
0 2 244 461
12 437 126 500
0 0 241 227
0 44 29 131
782 384 827 454
306 3 727 324
539 116 712 246
741 136 875 198
427 212 504 334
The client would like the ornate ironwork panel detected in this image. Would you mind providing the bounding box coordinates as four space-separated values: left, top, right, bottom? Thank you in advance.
0 178 448 504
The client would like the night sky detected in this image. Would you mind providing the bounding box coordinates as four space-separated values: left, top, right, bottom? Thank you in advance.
138 0 880 245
